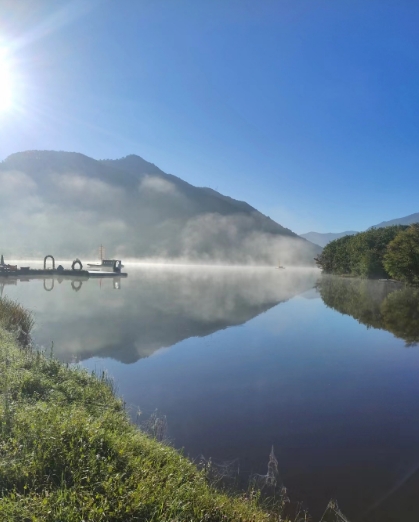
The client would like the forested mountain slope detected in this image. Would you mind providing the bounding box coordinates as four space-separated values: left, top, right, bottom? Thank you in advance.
0 150 320 264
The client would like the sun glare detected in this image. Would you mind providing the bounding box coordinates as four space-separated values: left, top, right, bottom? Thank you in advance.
0 48 13 112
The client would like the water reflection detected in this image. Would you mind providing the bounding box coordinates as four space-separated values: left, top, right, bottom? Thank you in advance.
0 275 122 296
317 276 419 346
1 267 319 363
3 268 419 520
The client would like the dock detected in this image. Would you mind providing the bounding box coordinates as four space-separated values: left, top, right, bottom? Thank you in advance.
0 268 127 278
0 255 128 279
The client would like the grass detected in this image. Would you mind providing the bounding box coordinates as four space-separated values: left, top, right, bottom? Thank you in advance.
0 298 282 522
0 296 34 347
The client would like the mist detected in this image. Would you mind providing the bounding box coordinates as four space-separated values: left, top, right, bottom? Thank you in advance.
2 266 319 363
0 151 320 265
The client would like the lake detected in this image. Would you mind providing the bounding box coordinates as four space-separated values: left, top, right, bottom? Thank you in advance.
2 265 419 521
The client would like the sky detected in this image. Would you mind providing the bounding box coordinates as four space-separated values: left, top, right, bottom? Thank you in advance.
1 0 419 234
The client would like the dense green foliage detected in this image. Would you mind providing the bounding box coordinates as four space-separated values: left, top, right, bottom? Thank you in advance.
317 276 419 346
383 224 419 284
0 300 279 522
315 225 416 279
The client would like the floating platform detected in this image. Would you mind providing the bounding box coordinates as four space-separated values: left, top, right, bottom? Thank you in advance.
0 268 127 278
0 254 128 280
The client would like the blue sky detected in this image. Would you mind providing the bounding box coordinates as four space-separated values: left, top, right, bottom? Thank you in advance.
1 0 419 234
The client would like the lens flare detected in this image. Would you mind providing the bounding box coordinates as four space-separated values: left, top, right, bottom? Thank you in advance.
0 48 13 112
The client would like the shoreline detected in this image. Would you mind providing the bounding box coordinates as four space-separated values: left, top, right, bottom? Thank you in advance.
0 296 277 521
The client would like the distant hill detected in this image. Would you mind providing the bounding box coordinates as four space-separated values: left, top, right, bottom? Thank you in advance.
371 212 419 228
299 231 358 248
0 150 320 265
301 211 419 247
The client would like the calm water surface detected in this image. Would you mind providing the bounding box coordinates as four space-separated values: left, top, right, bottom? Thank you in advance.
2 265 419 521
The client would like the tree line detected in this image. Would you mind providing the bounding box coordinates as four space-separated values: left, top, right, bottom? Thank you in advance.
315 224 419 284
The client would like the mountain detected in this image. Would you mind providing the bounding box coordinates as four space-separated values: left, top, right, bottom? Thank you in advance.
0 150 320 265
371 212 419 228
299 231 358 248
301 212 419 247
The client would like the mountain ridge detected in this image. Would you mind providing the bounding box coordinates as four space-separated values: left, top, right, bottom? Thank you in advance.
372 212 419 229
300 230 358 248
0 150 320 265
301 212 419 247
102 155 300 237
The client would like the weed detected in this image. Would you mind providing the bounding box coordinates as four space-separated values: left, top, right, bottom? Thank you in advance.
0 296 33 346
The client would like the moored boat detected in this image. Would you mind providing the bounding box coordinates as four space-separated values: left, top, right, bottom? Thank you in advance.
0 254 127 278
87 259 124 272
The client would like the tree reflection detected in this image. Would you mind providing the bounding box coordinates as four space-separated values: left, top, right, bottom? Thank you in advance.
317 276 419 346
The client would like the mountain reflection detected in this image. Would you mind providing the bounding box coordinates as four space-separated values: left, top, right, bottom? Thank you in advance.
317 276 419 346
3 267 318 363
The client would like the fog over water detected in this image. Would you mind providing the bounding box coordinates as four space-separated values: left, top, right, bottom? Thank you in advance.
3 265 318 362
0 152 320 265
2 266 419 521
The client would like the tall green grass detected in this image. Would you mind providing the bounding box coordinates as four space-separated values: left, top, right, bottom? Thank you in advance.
0 299 282 521
0 296 33 346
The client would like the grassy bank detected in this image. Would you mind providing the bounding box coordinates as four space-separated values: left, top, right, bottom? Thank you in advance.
0 298 278 522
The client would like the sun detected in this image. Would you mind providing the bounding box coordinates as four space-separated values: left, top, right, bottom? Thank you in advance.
0 48 13 113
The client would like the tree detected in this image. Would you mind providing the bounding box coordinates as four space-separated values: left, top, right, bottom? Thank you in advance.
384 224 419 284
347 226 406 278
315 226 407 278
315 235 352 273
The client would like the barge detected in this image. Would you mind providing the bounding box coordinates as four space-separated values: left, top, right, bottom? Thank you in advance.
0 255 128 279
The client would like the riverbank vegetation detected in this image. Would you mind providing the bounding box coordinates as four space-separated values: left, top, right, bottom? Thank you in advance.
0 296 355 521
0 299 281 521
315 224 419 283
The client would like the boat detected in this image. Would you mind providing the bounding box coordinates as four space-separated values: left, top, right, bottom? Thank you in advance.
0 254 127 279
87 259 124 272
276 259 285 269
